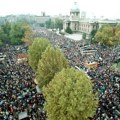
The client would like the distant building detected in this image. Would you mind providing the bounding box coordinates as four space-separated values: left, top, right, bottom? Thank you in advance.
41 12 46 16
34 12 50 26
81 11 86 20
63 2 80 32
63 2 119 39
79 20 99 39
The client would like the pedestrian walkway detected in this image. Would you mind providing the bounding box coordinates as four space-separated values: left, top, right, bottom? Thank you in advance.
65 33 82 41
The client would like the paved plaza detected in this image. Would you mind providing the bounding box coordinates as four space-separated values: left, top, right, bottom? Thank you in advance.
65 33 82 41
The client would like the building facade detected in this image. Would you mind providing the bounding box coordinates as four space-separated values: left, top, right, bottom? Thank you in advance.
63 2 80 32
63 2 119 39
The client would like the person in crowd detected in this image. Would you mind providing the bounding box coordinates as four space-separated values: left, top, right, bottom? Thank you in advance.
0 27 119 120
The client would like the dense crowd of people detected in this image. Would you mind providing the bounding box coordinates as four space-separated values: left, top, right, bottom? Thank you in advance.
88 47 120 120
0 27 120 120
0 45 46 119
34 28 120 120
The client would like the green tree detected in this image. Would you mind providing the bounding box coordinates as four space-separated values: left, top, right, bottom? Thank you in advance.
36 46 69 88
22 22 33 45
1 21 11 41
45 18 63 30
82 32 86 39
45 19 54 29
0 40 3 46
43 68 98 120
90 22 99 42
95 24 120 46
65 26 73 34
45 19 52 28
39 23 45 27
10 22 25 45
54 18 63 30
91 29 97 38
0 21 32 45
0 21 11 44
0 28 8 43
28 38 51 71
113 25 120 46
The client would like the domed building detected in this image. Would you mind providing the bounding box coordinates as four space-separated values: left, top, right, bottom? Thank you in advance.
63 2 118 39
63 2 99 39
63 2 80 32
70 2 80 13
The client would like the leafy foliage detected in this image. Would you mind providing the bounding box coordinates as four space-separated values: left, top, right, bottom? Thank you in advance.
82 32 86 39
28 38 51 71
22 22 33 45
95 24 120 46
65 26 73 34
0 21 32 45
0 40 3 46
45 18 63 30
10 22 25 45
0 28 7 43
45 19 54 29
54 18 63 30
36 46 69 88
0 21 11 44
90 29 97 39
43 68 98 120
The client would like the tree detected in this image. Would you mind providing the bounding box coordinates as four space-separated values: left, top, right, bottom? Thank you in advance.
95 24 120 46
28 38 51 71
45 19 54 29
90 22 99 42
22 22 33 45
1 21 11 41
113 25 120 46
43 68 98 120
65 26 73 34
91 29 97 39
45 18 63 30
0 21 32 45
0 28 8 43
82 32 86 39
0 21 11 44
36 46 69 88
45 19 52 28
0 40 3 46
54 18 63 30
10 22 25 45
22 29 33 45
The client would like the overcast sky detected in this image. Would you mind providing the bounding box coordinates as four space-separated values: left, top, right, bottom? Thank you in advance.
0 0 120 19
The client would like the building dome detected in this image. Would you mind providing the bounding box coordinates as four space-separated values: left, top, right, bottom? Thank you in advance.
70 2 80 13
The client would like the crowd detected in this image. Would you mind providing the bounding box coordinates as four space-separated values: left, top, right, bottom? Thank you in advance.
87 47 120 120
0 27 119 120
0 45 46 119
34 28 120 120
